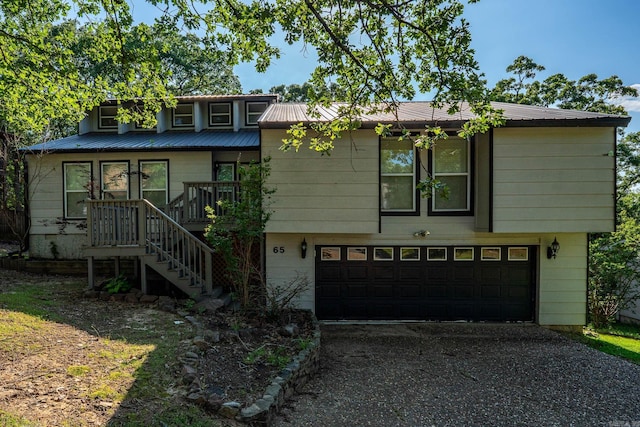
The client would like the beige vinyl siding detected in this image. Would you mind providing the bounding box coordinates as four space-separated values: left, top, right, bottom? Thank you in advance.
537 233 587 325
492 127 615 233
262 129 379 234
26 150 233 258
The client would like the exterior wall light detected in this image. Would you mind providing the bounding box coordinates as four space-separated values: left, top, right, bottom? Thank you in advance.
413 230 430 238
547 237 560 259
301 238 308 259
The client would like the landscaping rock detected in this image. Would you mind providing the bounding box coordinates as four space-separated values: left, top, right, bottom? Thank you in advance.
219 401 241 419
194 298 225 314
139 294 158 304
157 296 175 312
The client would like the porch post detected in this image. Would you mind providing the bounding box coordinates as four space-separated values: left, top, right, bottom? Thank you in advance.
205 252 213 295
87 256 95 290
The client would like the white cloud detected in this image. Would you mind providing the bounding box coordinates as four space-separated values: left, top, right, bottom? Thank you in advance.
612 83 640 113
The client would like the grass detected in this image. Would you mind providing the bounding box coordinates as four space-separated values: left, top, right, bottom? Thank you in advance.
0 278 225 426
580 323 640 364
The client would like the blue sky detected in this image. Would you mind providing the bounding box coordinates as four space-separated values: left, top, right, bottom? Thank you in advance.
134 0 640 133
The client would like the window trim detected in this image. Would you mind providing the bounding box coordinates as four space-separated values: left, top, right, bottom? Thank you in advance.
380 135 419 215
428 135 474 216
139 160 169 206
245 101 269 126
209 102 233 127
100 161 130 200
172 103 194 128
63 161 93 219
98 106 118 130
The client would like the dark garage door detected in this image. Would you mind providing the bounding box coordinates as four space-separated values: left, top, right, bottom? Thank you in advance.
315 245 536 321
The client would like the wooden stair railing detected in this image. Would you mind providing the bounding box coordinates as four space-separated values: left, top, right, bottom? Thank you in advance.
86 199 214 298
167 181 242 225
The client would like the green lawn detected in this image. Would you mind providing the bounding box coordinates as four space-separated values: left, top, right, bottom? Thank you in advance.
580 323 640 364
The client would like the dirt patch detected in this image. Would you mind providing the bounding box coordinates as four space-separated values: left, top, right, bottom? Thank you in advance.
0 269 314 426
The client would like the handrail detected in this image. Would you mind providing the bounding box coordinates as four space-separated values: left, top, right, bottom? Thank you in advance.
87 199 213 294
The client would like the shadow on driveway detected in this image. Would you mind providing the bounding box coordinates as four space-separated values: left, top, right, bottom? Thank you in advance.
275 323 640 426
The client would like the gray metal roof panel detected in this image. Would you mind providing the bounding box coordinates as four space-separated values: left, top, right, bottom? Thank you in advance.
259 101 631 128
23 130 260 152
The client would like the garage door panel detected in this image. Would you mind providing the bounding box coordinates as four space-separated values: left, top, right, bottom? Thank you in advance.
398 283 421 297
316 245 535 321
481 285 502 298
399 266 422 280
480 266 502 281
345 283 368 297
317 265 341 281
371 284 394 298
425 285 448 298
426 267 448 281
453 266 475 280
372 265 394 280
317 283 342 298
345 265 369 280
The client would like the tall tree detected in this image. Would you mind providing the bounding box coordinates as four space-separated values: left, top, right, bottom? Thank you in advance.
268 82 347 102
490 56 637 115
1 0 503 149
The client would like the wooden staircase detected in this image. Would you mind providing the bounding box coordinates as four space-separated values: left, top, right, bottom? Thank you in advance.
85 198 215 299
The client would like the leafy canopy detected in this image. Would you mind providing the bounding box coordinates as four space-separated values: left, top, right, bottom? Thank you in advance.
3 0 504 148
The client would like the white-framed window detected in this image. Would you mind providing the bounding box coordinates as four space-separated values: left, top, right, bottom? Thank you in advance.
454 247 474 261
508 247 529 261
172 103 194 127
427 247 447 261
245 101 268 125
321 247 341 261
347 247 367 261
99 106 118 129
209 102 232 126
374 247 394 261
64 162 92 218
481 247 501 261
140 160 168 207
101 162 129 200
431 137 471 213
401 247 420 261
380 137 416 212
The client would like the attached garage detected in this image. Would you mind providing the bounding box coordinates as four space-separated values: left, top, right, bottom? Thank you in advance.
315 245 536 321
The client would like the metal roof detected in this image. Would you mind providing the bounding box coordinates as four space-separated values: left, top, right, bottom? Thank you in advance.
258 101 632 128
23 130 260 153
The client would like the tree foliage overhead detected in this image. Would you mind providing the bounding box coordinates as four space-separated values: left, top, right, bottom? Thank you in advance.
0 0 504 148
489 55 638 115
0 0 240 139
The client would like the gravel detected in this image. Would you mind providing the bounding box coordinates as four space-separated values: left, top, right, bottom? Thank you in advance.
274 323 640 427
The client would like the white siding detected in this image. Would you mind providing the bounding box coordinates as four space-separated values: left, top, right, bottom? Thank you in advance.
493 127 615 233
262 129 379 234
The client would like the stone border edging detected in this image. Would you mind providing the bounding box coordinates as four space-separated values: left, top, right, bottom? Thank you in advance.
236 314 321 425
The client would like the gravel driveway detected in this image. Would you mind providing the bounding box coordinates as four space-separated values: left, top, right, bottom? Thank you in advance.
274 323 640 427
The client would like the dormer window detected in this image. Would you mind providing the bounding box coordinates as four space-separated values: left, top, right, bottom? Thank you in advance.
246 101 268 126
172 103 194 127
209 102 232 127
99 106 118 129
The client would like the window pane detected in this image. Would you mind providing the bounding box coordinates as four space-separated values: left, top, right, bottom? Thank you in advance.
66 192 87 217
434 176 467 210
143 190 167 207
210 103 230 114
434 139 467 173
65 164 91 190
102 163 128 192
175 104 193 115
217 164 234 181
141 162 167 190
381 176 414 210
381 139 414 173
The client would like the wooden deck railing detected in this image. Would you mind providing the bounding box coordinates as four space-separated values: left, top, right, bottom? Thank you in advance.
87 199 214 293
167 181 242 225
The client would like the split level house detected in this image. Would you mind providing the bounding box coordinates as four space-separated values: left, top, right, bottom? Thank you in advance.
23 95 631 327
